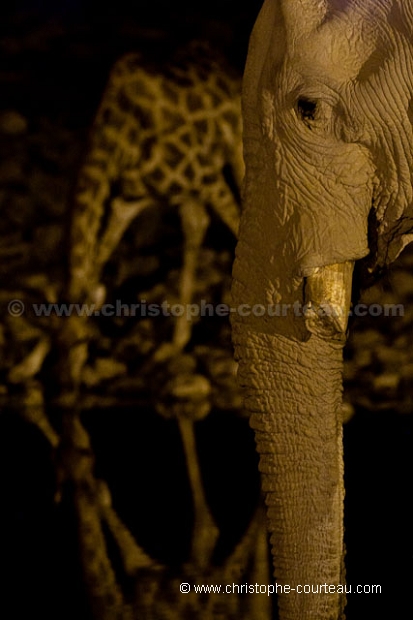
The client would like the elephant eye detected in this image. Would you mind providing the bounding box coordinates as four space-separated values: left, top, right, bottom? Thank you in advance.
296 97 318 127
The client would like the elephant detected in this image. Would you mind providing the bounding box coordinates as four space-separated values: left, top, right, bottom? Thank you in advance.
231 1 413 619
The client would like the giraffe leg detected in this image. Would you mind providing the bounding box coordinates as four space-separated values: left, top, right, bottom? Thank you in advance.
95 196 154 278
7 334 51 384
208 174 241 238
96 479 161 577
64 196 155 405
83 195 155 312
175 201 210 349
155 200 210 361
56 196 156 618
57 412 132 619
178 415 219 569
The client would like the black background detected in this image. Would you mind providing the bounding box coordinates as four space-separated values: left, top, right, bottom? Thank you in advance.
0 3 412 619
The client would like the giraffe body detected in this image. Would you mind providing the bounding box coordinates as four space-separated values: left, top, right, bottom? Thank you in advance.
57 46 249 618
69 43 243 331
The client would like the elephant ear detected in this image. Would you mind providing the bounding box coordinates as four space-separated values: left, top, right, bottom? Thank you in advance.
242 0 284 117
364 1 413 268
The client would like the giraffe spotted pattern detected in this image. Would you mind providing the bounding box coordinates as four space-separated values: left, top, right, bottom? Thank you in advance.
58 46 252 619
69 42 243 314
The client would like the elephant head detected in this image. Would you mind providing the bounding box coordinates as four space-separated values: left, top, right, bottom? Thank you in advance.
232 1 413 618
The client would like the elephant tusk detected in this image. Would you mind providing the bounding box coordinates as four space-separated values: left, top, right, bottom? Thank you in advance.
304 260 354 339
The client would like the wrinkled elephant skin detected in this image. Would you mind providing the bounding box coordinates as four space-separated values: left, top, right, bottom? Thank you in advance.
232 1 413 619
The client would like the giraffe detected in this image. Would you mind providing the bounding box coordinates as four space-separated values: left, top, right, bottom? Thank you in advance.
68 41 243 357
0 40 273 620
49 42 256 619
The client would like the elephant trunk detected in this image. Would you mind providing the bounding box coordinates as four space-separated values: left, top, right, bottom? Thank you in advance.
232 262 353 619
